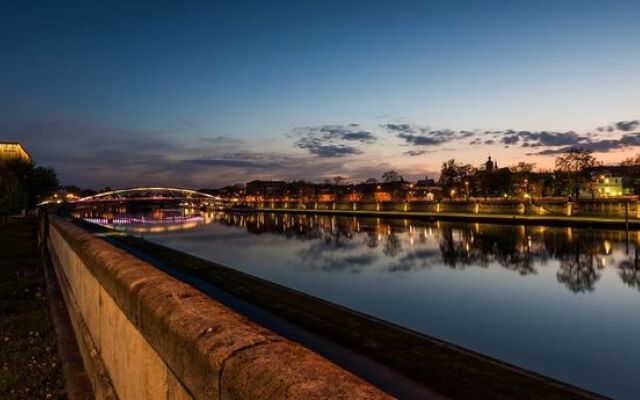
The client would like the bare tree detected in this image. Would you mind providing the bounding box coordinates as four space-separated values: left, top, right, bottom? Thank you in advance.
555 148 598 200
621 154 640 167
439 159 475 198
381 170 403 183
510 162 536 174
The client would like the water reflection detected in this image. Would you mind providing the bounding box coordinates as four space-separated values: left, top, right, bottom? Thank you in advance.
617 247 640 291
77 208 640 295
197 212 640 294
73 206 215 233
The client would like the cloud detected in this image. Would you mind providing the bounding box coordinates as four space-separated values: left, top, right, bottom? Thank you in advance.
532 133 640 155
597 119 640 133
6 120 385 188
404 149 428 156
386 117 640 156
616 120 640 132
295 137 362 158
182 158 283 168
383 124 475 148
292 124 376 157
500 130 585 147
383 123 415 133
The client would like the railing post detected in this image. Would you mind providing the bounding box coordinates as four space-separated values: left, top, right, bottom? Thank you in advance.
625 200 629 231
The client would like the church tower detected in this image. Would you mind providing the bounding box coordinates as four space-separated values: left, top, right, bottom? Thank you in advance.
485 156 495 171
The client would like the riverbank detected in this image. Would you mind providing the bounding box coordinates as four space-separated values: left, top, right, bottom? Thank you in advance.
0 218 64 399
252 207 640 230
77 218 609 400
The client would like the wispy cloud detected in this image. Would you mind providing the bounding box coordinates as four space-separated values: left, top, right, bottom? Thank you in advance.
532 133 640 155
292 124 376 158
404 149 429 156
382 117 640 157
383 124 475 147
500 130 585 147
527 119 640 155
597 119 640 133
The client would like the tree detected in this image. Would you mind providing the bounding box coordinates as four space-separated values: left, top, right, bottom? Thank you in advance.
365 177 378 184
0 169 26 223
541 172 565 197
0 159 58 220
330 176 346 186
439 159 474 198
509 162 536 197
555 148 598 200
381 170 403 183
510 162 536 175
25 166 59 207
620 154 640 194
621 154 640 167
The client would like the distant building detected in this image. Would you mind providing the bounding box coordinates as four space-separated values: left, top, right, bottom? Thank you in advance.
0 142 31 163
484 156 497 171
245 180 287 201
588 173 630 197
414 178 441 201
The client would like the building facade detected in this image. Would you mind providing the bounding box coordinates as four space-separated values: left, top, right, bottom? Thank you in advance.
0 142 31 163
592 174 629 197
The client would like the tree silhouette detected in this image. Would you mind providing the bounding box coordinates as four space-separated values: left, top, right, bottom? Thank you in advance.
617 247 640 291
381 170 403 183
556 243 601 293
555 148 598 199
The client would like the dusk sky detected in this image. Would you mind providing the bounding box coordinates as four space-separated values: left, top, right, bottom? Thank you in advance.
2 0 640 188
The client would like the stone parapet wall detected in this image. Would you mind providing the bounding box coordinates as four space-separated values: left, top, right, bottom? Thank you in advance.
46 215 389 400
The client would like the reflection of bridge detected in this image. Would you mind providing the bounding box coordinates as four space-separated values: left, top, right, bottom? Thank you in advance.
74 187 223 207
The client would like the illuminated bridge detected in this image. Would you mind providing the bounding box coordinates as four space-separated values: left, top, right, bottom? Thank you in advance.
73 187 223 207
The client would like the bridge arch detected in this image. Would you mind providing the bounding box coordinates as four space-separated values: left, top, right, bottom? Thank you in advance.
74 187 221 204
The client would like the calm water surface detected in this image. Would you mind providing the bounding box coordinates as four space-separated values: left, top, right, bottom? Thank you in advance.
85 210 640 399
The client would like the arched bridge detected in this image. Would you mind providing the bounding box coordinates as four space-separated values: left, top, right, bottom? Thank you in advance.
73 187 223 206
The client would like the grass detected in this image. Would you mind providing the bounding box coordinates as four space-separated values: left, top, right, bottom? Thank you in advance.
0 217 65 399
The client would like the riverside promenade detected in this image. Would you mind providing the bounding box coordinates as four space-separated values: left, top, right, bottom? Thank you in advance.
242 198 640 230
252 207 640 230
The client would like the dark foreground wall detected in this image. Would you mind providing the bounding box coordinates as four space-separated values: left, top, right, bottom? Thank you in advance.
45 215 389 400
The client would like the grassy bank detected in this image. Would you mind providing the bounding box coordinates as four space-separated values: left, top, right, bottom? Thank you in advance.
0 218 64 399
